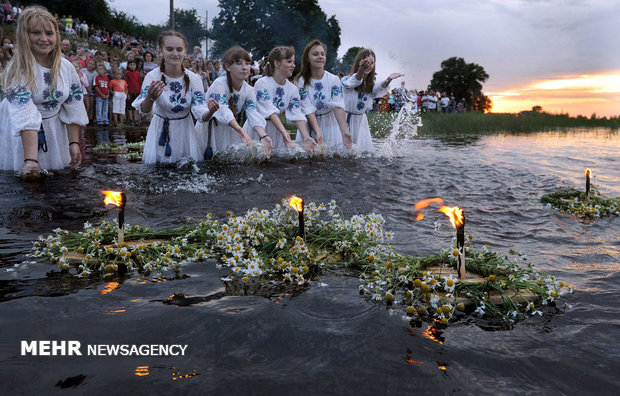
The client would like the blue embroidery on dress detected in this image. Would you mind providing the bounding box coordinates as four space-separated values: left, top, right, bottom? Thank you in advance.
137 85 150 100
41 87 63 110
245 99 257 110
273 86 285 109
288 97 300 111
192 91 206 105
314 82 323 92
43 72 52 86
168 81 188 113
232 93 240 104
169 81 183 93
299 88 308 100
256 89 269 101
8 87 32 105
356 92 367 111
313 90 326 111
209 92 227 105
66 83 83 103
331 84 342 97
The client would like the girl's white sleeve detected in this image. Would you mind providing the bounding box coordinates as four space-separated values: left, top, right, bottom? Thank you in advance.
243 88 266 130
284 84 306 123
372 81 389 98
59 63 89 126
296 78 316 116
207 79 234 125
325 74 344 111
254 78 279 118
132 72 155 116
341 74 362 90
5 86 42 137
189 73 210 123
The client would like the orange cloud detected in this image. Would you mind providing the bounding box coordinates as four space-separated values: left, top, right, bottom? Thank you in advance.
488 71 620 117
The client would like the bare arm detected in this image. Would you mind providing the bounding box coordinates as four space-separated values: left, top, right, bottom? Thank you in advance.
305 113 324 144
333 107 353 149
66 124 82 168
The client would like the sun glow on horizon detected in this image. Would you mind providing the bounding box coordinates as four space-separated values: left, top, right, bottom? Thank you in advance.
488 71 620 117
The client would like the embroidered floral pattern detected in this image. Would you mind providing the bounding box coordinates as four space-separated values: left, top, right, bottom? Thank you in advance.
313 90 326 111
299 87 308 100
314 82 323 92
8 87 32 105
137 84 150 100
209 92 227 105
41 87 63 110
192 91 206 105
288 97 300 111
43 72 52 86
273 86 286 109
331 84 342 97
356 92 367 112
65 83 83 103
168 81 188 113
256 89 270 101
245 99 257 110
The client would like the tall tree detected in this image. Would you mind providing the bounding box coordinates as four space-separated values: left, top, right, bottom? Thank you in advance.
169 9 205 49
210 0 341 70
334 46 362 74
429 57 490 112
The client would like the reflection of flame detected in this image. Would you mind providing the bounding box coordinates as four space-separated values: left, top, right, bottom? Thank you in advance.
289 196 303 212
438 206 464 229
134 366 150 377
101 190 124 207
422 325 444 344
406 359 423 365
414 197 463 229
100 282 119 295
585 168 591 177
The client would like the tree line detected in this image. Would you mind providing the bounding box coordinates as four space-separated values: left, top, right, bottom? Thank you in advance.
20 0 491 112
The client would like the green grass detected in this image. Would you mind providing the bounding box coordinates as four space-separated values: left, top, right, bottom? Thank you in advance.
368 111 620 137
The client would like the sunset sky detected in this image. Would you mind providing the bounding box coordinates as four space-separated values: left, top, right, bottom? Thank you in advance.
113 0 620 117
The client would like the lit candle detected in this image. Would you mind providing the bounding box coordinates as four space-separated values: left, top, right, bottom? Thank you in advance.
101 190 127 245
288 196 305 240
439 206 466 280
585 168 591 202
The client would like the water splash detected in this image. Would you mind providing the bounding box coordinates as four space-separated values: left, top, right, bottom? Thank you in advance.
377 100 422 158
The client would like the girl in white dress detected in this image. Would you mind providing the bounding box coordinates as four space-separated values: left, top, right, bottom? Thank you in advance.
294 39 352 150
132 31 219 164
250 46 321 152
199 46 273 158
342 48 403 153
0 6 88 179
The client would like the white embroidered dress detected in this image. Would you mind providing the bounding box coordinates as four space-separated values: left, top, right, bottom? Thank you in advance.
132 67 209 164
0 58 88 171
249 76 305 150
295 71 345 147
341 75 389 153
198 76 265 155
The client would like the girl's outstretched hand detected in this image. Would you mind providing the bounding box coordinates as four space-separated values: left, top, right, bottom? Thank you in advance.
388 73 404 81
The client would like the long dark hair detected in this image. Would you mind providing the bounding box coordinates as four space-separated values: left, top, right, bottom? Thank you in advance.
295 39 327 89
158 30 190 93
222 46 252 124
350 48 376 94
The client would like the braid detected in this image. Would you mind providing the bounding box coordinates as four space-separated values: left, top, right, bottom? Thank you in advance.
182 66 190 93
226 72 237 120
160 59 166 85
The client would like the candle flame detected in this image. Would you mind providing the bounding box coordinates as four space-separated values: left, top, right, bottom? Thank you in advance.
101 190 124 207
289 196 303 212
438 206 464 229
585 168 591 177
414 197 464 229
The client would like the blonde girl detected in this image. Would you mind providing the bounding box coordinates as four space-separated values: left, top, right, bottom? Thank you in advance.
0 6 88 178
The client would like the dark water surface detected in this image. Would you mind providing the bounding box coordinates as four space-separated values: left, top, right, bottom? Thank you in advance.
1 128 618 394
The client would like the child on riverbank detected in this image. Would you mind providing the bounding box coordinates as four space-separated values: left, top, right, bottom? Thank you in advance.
125 60 140 124
109 69 128 126
94 63 110 125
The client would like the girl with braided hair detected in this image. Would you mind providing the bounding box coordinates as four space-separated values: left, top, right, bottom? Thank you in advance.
132 30 219 164
198 46 273 158
0 6 88 179
252 46 322 152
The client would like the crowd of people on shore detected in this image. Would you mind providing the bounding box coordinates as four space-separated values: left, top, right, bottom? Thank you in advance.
0 5 405 180
379 82 466 115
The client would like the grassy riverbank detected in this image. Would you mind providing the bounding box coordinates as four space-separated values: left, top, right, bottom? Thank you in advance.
368 111 620 137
